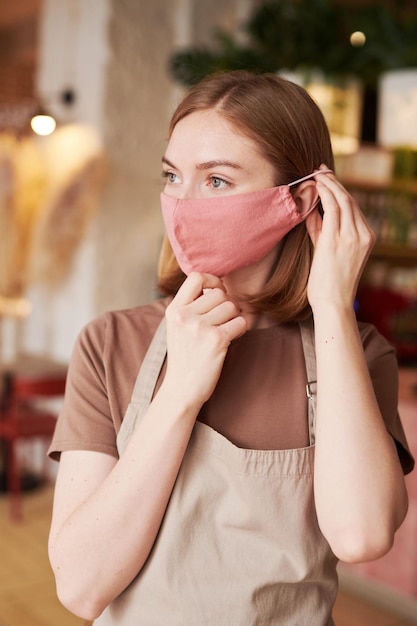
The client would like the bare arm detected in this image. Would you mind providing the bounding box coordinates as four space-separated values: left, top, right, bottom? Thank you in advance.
48 273 246 620
306 168 408 563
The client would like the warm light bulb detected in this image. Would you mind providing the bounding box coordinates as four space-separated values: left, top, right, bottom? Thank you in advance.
350 31 366 47
30 114 57 136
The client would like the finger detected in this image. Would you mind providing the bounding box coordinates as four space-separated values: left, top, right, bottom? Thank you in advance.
191 287 232 316
317 172 360 210
315 167 356 203
315 169 367 236
322 181 366 236
219 314 247 343
316 173 376 260
315 180 341 233
305 208 322 247
316 164 346 188
173 272 225 306
200 299 242 326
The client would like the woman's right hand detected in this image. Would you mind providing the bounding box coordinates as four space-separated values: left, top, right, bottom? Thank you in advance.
164 272 247 407
49 272 246 620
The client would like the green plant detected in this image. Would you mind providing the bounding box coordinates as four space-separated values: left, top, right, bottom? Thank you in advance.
169 0 417 87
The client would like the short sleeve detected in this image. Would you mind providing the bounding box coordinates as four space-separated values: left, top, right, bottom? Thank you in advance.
48 314 117 460
360 322 415 475
48 299 169 461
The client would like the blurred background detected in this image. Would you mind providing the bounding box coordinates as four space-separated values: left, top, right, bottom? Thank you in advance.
0 1 416 625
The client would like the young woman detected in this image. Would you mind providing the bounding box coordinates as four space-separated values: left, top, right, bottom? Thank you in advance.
48 71 414 625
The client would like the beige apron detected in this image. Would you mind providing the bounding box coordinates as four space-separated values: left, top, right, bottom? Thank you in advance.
95 319 338 625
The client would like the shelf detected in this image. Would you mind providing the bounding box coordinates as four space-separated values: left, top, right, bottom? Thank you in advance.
343 179 417 195
371 244 417 266
342 179 417 266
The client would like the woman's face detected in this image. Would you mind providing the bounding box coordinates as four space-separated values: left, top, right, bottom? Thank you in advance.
162 109 277 200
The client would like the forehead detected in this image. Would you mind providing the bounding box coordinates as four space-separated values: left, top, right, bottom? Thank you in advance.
166 109 263 163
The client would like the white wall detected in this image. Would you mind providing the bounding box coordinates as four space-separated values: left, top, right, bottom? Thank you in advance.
37 0 110 129
23 0 111 361
22 0 255 363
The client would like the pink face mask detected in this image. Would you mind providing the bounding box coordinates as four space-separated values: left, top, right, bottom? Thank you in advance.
161 170 330 277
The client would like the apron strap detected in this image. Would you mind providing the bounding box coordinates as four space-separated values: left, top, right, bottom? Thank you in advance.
299 318 317 446
116 317 167 455
129 317 167 405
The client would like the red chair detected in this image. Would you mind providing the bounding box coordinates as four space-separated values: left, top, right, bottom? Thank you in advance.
0 373 66 521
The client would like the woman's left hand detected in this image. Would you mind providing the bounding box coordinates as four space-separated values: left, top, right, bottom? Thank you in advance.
305 165 376 313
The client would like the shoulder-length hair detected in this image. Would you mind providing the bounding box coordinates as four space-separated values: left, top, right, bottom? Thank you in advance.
158 70 334 323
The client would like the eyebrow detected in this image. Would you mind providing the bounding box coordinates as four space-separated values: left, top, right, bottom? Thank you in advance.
162 156 242 171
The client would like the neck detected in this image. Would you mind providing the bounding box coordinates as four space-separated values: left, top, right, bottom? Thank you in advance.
221 245 281 330
246 312 274 330
222 275 274 331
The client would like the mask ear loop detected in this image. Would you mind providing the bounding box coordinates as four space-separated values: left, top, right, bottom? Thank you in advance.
288 168 333 188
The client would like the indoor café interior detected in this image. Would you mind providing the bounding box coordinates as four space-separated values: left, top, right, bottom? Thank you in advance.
0 1 416 625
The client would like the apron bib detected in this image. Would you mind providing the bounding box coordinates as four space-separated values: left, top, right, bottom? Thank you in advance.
95 319 338 625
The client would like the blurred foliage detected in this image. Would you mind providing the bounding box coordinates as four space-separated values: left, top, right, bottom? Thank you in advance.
169 0 417 86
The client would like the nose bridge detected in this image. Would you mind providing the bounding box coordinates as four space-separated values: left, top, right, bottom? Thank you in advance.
178 181 195 200
164 178 194 201
174 174 201 200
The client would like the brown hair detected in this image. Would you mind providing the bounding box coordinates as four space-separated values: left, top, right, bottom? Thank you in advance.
158 70 334 323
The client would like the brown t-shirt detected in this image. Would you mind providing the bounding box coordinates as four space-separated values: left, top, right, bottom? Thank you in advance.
49 298 414 474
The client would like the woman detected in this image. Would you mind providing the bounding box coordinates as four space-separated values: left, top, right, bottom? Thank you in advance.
48 71 413 625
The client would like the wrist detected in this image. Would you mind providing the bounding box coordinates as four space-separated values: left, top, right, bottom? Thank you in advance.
311 302 360 342
156 378 204 418
310 299 357 322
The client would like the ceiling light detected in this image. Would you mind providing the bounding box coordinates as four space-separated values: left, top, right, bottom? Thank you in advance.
30 112 57 136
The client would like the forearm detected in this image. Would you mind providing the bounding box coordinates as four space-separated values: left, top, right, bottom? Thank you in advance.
312 305 408 562
49 383 200 619
49 275 247 620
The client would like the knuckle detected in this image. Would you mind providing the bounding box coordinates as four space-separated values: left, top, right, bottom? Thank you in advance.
210 287 225 299
222 299 239 317
361 228 376 248
368 227 377 245
166 304 188 327
204 287 227 306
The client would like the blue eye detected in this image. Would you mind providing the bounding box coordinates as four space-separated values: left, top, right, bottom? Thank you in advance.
162 171 179 184
210 176 228 189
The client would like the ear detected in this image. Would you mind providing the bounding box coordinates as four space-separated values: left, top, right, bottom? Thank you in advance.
292 181 319 217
